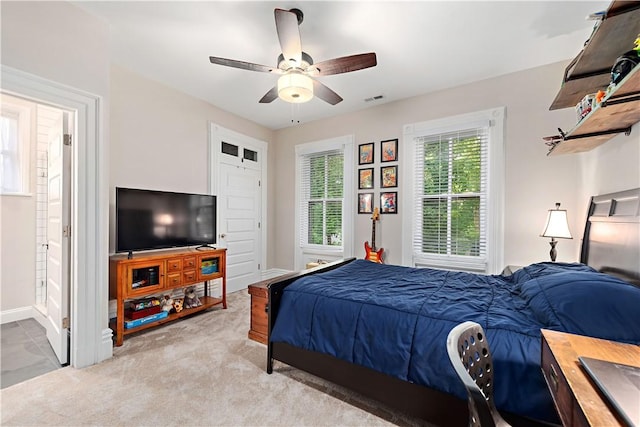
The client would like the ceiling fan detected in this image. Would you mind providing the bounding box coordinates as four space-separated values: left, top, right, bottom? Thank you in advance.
209 8 377 105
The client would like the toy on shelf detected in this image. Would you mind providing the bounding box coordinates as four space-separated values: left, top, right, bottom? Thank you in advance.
160 295 174 312
576 93 596 121
184 286 202 309
173 297 184 313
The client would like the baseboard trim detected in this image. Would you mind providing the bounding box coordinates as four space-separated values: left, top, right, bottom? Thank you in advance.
101 328 113 360
0 306 35 324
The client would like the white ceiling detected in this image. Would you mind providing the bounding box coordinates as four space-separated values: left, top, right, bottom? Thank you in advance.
73 1 610 130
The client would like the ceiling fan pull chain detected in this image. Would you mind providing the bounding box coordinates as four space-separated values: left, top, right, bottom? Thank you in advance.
290 103 301 125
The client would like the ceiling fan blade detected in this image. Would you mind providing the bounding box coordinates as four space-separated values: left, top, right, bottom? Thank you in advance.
275 9 302 65
259 86 279 103
209 56 282 74
308 53 377 76
312 80 343 105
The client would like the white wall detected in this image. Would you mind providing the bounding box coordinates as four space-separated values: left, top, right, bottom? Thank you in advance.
576 126 640 238
272 61 591 270
1 1 109 326
1 1 110 98
0 96 37 311
109 65 275 254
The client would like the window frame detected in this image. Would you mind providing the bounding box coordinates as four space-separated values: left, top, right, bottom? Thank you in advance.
295 135 354 269
402 107 505 273
1 101 32 195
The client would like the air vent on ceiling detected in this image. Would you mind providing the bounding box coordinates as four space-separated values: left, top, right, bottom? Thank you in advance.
364 95 384 103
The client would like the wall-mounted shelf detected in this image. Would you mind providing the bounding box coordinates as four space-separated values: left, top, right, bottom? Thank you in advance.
545 65 640 155
544 0 640 155
550 1 640 110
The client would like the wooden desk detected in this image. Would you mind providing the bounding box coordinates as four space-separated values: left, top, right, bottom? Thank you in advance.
541 329 640 426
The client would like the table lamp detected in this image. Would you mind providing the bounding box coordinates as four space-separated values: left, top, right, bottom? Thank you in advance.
540 202 572 262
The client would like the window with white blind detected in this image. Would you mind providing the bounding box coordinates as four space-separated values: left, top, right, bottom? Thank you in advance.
1 104 31 195
402 108 505 273
301 150 344 246
295 135 354 268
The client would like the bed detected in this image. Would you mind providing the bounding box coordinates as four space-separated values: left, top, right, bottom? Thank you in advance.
266 188 640 426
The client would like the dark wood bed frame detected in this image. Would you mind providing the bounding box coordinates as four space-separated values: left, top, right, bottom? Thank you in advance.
266 188 640 426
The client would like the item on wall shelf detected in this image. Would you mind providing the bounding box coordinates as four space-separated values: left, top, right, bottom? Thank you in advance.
358 168 374 189
540 202 572 262
575 93 596 121
610 50 639 85
380 192 397 214
381 165 398 188
364 207 384 263
358 142 374 165
358 193 374 214
381 139 398 162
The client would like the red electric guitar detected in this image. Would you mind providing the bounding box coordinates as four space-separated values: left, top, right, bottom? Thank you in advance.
364 208 384 263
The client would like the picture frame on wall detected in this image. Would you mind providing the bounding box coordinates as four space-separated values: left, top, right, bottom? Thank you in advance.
358 193 374 214
358 168 374 189
380 192 397 214
381 138 398 162
381 165 398 188
358 142 374 165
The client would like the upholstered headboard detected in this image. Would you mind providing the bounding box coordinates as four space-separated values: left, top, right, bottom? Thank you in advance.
580 188 640 285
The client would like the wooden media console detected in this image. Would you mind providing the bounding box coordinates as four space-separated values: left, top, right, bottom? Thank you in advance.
109 247 226 346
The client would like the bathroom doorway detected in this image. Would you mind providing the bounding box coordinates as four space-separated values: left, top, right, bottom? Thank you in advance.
1 93 72 376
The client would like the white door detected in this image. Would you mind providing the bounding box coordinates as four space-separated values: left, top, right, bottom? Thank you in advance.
218 162 262 293
45 111 71 365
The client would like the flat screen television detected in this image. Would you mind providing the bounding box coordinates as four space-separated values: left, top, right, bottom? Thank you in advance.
116 187 217 253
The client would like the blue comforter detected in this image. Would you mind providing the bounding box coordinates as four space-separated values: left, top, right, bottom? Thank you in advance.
270 260 640 422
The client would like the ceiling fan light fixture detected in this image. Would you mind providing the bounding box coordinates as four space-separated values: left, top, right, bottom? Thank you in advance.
277 72 313 103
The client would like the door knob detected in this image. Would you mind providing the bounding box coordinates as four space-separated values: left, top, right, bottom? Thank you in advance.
220 234 226 239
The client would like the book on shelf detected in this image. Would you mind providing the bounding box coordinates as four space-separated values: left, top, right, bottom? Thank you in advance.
124 311 168 329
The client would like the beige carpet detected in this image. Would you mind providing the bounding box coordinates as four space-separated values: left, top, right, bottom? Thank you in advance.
0 290 430 426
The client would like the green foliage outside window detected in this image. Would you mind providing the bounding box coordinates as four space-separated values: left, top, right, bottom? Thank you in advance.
421 135 482 256
307 153 343 246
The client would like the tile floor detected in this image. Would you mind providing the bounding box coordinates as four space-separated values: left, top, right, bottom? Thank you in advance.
1 319 63 389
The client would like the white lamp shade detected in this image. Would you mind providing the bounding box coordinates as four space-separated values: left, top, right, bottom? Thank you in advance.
278 72 313 103
541 209 572 239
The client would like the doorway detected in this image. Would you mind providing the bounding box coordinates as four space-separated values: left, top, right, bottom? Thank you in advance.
1 65 111 369
1 93 71 370
209 123 267 293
